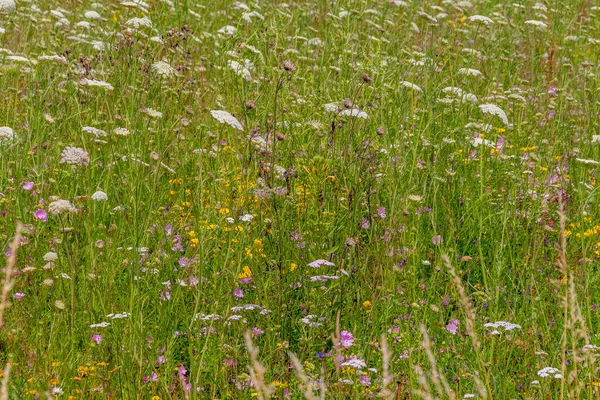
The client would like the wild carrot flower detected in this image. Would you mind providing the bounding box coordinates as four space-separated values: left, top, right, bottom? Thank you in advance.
60 146 89 167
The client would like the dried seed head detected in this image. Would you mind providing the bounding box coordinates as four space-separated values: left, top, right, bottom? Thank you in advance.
275 131 287 141
282 60 296 72
245 101 256 110
343 98 353 109
376 126 385 136
361 73 373 83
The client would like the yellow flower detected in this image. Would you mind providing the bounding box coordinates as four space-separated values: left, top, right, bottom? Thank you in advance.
290 263 297 272
363 300 372 308
151 396 161 400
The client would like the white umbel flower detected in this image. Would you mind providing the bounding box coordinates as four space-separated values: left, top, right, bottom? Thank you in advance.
399 81 423 92
525 20 548 29
340 109 368 119
38 55 68 64
114 127 131 136
60 146 90 167
91 190 108 201
79 78 114 90
125 17 152 28
151 60 175 78
0 0 16 13
479 103 509 126
84 10 102 20
140 108 163 118
48 200 77 215
468 15 493 24
458 68 482 77
210 110 244 131
217 25 236 36
0 126 15 145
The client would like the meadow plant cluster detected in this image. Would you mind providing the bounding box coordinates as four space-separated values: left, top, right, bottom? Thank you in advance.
1 0 600 398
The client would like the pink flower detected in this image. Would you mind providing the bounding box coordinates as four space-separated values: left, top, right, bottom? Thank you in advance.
340 330 354 348
22 181 34 191
234 288 243 298
432 235 443 245
91 334 102 344
34 209 47 222
445 319 459 335
13 292 25 299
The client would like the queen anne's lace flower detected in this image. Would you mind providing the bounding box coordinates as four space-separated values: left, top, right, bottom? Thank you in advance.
210 110 244 131
151 61 175 78
48 200 77 215
0 0 16 13
91 190 108 201
60 146 90 167
0 126 15 145
479 103 509 126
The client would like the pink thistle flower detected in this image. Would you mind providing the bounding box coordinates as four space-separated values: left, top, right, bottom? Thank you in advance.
234 288 244 298
22 181 34 191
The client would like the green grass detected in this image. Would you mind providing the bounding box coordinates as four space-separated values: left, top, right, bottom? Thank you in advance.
1 0 600 398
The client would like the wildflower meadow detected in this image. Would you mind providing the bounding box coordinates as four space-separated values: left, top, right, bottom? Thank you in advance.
2 0 600 398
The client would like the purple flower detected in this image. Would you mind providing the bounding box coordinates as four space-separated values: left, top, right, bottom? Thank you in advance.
234 288 244 298
446 319 459 335
432 235 443 245
360 218 370 229
13 292 25 299
377 207 386 218
359 375 371 386
91 334 102 344
22 181 34 191
252 327 265 336
340 330 354 348
34 208 47 222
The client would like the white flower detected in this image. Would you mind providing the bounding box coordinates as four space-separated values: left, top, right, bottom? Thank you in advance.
151 61 175 78
479 103 509 126
525 20 548 29
576 158 600 165
0 126 15 145
339 109 368 119
90 322 110 328
114 127 131 136
468 15 493 24
0 0 16 13
84 10 102 20
400 81 422 92
5 55 30 63
483 321 522 331
38 55 68 64
217 25 236 36
91 190 108 201
83 126 107 137
537 367 562 379
60 146 90 166
210 110 244 131
228 60 253 81
459 68 482 77
140 107 163 118
307 259 335 268
48 200 77 215
324 103 340 112
43 252 58 261
125 17 152 28
107 312 131 319
239 214 254 222
340 356 367 369
79 78 114 90
51 387 63 396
